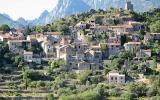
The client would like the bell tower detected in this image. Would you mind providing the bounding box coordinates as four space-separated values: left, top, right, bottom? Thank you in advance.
125 0 133 11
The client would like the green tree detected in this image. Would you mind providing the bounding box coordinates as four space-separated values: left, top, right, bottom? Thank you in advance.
121 92 135 100
22 68 30 89
24 25 31 36
35 25 44 33
152 56 157 70
158 73 160 94
51 61 59 69
128 83 147 98
46 93 54 100
78 70 91 84
150 20 160 33
0 24 10 33
121 34 127 46
147 82 158 96
80 91 101 100
14 56 22 66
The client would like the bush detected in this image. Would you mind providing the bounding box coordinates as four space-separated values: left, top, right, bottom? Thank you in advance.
121 92 136 100
46 93 54 100
59 91 101 100
77 70 91 84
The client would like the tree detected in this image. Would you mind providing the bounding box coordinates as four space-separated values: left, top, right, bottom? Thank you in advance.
22 68 30 89
80 91 101 100
121 92 135 100
24 25 31 36
18 60 25 69
0 24 10 33
14 56 22 66
58 24 69 34
150 20 160 33
60 91 101 100
35 25 44 33
51 61 59 69
121 35 127 46
152 56 157 70
46 93 54 100
127 83 148 98
130 64 138 70
158 73 160 94
78 70 91 84
147 82 158 96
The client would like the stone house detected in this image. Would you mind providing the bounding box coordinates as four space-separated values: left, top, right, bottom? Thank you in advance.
84 49 102 63
124 42 141 54
24 51 33 63
56 44 75 61
0 32 24 42
24 51 41 64
41 41 56 58
108 71 125 84
106 43 122 57
136 49 151 59
8 40 31 53
76 21 86 30
78 61 100 70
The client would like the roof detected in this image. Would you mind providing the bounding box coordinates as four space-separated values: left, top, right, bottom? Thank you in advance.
109 24 133 29
43 32 61 35
27 35 36 40
109 70 125 76
89 19 96 21
106 43 121 46
125 42 141 45
103 60 112 64
150 33 160 35
91 45 101 49
97 25 109 28
0 34 10 39
24 51 33 55
142 49 151 52
128 21 141 25
0 33 24 39
76 21 86 26
8 40 30 43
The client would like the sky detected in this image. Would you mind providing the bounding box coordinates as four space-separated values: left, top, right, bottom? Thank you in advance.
0 0 58 20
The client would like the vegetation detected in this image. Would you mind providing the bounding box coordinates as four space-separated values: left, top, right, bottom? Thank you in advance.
0 8 160 99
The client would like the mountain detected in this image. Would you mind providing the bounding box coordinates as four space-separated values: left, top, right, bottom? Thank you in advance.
31 10 49 26
17 17 29 26
82 0 160 12
1 0 160 27
42 0 90 24
35 0 160 25
0 13 25 28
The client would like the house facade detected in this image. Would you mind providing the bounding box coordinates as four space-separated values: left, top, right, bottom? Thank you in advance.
124 42 141 53
108 71 125 84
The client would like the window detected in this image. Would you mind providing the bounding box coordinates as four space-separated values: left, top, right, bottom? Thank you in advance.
111 77 113 80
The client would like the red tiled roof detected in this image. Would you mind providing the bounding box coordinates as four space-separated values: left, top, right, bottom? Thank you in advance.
43 32 61 35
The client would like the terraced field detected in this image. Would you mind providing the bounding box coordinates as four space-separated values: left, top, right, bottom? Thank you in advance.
0 68 53 100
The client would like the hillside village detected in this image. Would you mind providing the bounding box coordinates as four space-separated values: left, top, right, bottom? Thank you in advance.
0 1 160 100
